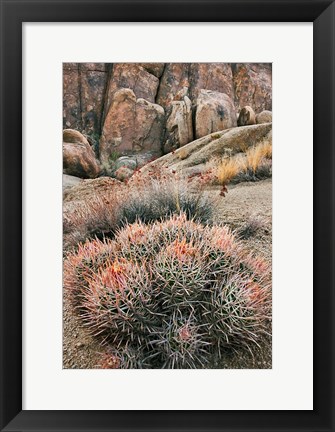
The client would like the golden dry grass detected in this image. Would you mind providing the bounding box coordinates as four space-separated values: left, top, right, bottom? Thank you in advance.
212 140 272 185
216 157 241 185
177 147 189 160
245 141 272 173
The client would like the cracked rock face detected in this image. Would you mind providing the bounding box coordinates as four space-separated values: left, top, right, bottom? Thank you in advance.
63 63 108 137
63 63 272 173
106 63 160 106
164 96 193 153
99 88 165 165
232 63 272 113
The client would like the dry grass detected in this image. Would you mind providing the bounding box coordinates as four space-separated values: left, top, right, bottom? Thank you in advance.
245 141 272 173
212 141 272 186
216 157 241 185
176 147 189 160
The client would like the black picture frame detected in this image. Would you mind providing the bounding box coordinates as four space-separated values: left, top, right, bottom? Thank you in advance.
1 0 334 431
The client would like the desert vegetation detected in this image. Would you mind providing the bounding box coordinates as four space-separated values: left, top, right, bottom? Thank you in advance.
64 214 271 368
63 62 272 369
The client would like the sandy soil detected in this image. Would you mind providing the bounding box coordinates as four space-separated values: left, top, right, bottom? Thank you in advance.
63 178 272 369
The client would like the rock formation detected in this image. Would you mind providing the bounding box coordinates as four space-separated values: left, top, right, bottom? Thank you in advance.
195 90 237 139
99 88 165 166
63 129 100 179
237 106 256 126
256 110 273 124
63 63 272 178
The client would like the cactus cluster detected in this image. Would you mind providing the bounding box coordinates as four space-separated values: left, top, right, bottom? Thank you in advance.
64 213 271 368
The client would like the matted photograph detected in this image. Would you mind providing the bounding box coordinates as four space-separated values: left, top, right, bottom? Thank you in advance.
63 63 272 369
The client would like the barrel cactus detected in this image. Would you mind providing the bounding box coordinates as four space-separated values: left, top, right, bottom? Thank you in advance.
64 213 271 368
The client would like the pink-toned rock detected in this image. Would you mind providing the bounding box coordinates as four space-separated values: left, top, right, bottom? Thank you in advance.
237 106 256 126
63 129 89 145
189 63 235 102
256 110 272 124
63 63 108 137
100 88 165 165
157 63 235 110
195 90 237 139
164 96 193 153
156 63 191 108
106 64 159 107
232 63 272 113
79 64 108 136
80 63 106 72
63 129 100 178
114 166 134 181
63 63 81 130
139 63 165 78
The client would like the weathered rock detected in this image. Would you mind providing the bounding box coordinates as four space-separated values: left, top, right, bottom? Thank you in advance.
63 64 108 137
80 63 106 72
79 64 108 136
63 63 81 130
256 110 272 124
139 63 165 78
106 64 159 107
156 63 190 108
114 166 134 181
237 106 256 126
143 123 272 174
232 63 272 113
195 90 237 139
156 63 236 110
164 96 193 153
63 174 83 192
133 152 159 168
189 63 235 102
114 156 138 171
63 177 122 203
100 88 165 165
63 129 89 145
63 129 100 178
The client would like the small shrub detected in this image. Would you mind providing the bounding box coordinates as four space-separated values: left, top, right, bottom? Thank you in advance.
176 148 189 160
238 215 267 239
64 214 271 368
210 132 222 140
63 168 217 251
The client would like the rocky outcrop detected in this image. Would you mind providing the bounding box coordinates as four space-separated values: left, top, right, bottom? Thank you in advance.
100 88 165 165
63 129 100 179
143 123 272 175
256 110 272 124
237 106 256 126
156 63 190 108
63 64 81 131
164 96 193 153
139 63 165 78
79 63 108 137
63 176 122 203
232 63 272 113
63 63 108 137
188 63 235 102
106 64 159 107
195 90 237 139
63 63 272 169
63 174 83 192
